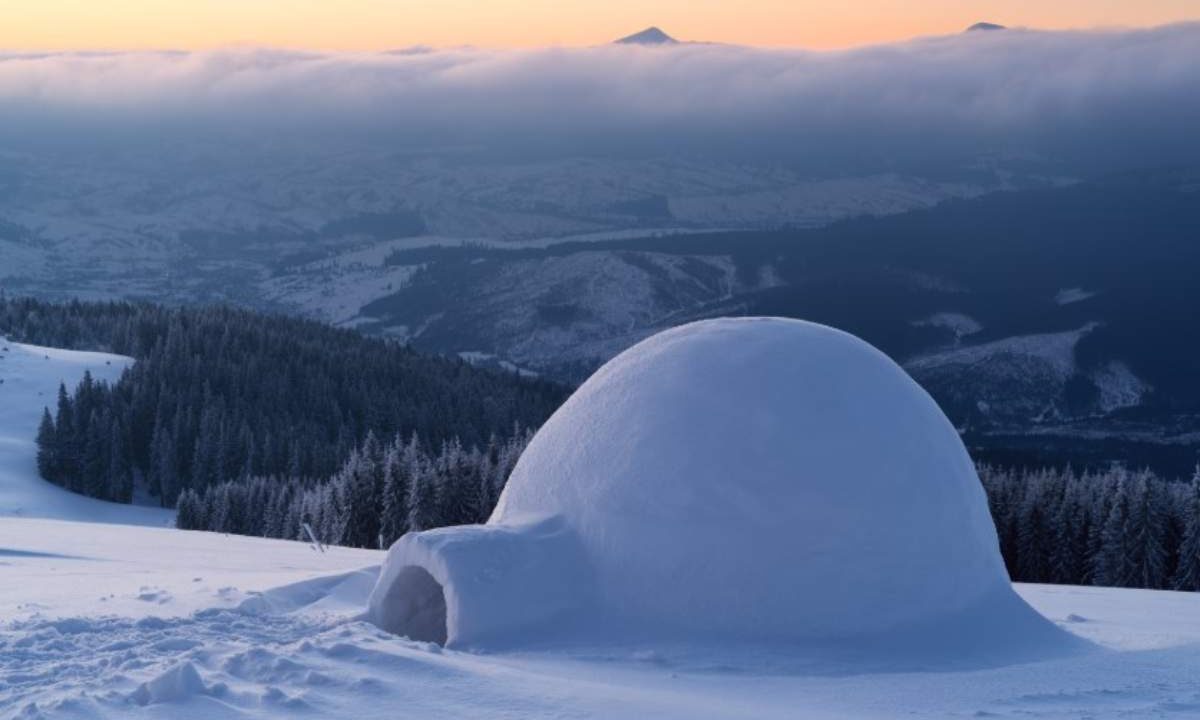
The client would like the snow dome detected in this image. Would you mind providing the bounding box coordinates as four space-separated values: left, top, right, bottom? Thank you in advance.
368 317 1074 657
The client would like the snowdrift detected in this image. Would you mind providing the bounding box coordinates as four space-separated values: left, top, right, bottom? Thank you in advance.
368 317 1078 660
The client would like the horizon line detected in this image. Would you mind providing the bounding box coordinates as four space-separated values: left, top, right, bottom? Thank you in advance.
5 20 1200 57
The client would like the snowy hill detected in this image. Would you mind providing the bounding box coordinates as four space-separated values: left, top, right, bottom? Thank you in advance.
0 339 170 526
0 147 996 312
0 518 379 623
5 326 1200 717
906 323 1150 425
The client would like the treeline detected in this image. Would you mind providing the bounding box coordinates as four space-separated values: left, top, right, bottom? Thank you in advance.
177 449 1200 594
4 297 566 507
37 380 134 502
176 429 532 549
981 465 1200 591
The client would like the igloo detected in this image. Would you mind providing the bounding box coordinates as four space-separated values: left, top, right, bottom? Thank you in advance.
368 317 1076 658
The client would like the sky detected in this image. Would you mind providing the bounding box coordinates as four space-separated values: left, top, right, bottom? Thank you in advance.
3 0 1199 51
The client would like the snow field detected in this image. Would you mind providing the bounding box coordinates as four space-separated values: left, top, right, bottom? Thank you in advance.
5 330 1200 718
0 518 382 623
6 532 1200 720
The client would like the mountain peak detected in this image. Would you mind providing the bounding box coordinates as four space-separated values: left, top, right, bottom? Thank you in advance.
615 27 678 45
966 22 1007 32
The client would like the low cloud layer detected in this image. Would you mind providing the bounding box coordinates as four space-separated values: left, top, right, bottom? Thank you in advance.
2 24 1198 174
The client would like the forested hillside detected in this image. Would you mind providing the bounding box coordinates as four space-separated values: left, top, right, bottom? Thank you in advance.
982 465 1200 591
176 429 533 549
367 171 1200 476
1 298 567 507
8 296 1200 595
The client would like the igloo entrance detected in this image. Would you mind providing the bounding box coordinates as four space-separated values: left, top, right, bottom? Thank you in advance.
374 565 447 645
368 516 592 648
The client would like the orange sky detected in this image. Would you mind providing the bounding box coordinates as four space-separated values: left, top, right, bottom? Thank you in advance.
3 0 1198 51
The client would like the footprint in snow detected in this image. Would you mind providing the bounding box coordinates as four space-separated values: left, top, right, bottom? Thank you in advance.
136 588 172 604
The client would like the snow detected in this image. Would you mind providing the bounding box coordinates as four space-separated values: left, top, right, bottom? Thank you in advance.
5 328 1200 718
398 250 742 375
0 518 380 622
907 323 1101 380
0 340 170 526
370 515 592 647
912 311 983 341
128 662 207 707
371 317 1074 660
457 351 540 378
667 173 980 228
5 518 1200 719
1092 361 1151 413
1 150 993 311
905 324 1151 420
1055 287 1097 305
260 262 420 327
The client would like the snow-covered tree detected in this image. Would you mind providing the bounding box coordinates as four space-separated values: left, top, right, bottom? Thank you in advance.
1173 469 1200 591
35 408 57 480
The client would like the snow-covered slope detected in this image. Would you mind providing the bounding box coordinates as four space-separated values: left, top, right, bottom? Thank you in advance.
365 250 753 380
0 518 380 623
0 340 170 526
3 329 1198 719
0 146 998 312
4 518 1200 720
906 323 1151 426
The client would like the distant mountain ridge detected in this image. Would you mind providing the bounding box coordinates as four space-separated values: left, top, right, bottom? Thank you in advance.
615 27 678 45
359 169 1200 475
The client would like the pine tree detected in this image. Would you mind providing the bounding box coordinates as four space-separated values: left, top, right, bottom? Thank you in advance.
1097 479 1134 587
1016 472 1060 583
108 421 133 502
176 489 200 530
1172 469 1200 591
408 456 439 533
150 422 177 506
1085 470 1121 584
54 382 78 486
1094 473 1169 589
3 298 564 508
339 444 384 549
381 438 412 546
1049 470 1089 585
981 466 1021 579
1128 472 1170 589
35 408 57 481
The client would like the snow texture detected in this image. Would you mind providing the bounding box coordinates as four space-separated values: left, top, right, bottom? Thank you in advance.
1091 361 1150 413
0 328 1193 719
2 524 1199 720
0 518 381 623
912 311 983 341
370 317 1078 661
906 323 1101 380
